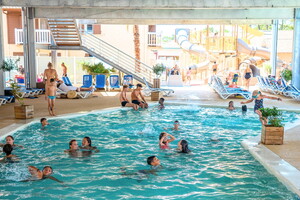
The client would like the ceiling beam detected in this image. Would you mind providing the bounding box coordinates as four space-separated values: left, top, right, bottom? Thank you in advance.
2 0 300 9
35 8 294 20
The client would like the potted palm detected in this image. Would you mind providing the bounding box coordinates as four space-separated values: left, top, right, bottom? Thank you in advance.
0 58 20 79
152 63 166 88
10 81 34 119
259 107 284 145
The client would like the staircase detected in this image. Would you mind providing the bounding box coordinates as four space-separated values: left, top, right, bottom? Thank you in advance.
48 19 81 46
47 19 153 86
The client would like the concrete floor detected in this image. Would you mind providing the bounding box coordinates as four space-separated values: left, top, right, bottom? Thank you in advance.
0 85 300 171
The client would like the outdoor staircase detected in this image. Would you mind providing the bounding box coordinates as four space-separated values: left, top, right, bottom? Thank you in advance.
47 19 81 46
47 19 153 86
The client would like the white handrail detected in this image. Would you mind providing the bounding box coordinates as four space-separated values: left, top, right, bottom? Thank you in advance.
15 29 51 44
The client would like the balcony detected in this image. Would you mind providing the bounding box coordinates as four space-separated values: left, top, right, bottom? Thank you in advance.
147 32 161 47
15 29 51 45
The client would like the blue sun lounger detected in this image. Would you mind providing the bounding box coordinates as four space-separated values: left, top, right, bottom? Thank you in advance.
110 75 120 89
95 75 106 89
81 75 93 88
62 76 73 86
0 95 14 103
123 75 134 88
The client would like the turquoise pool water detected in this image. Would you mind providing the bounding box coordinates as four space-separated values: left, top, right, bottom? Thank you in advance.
0 105 300 200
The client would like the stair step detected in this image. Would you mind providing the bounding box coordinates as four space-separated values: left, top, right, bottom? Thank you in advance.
51 30 78 32
48 20 75 23
49 23 76 26
53 36 80 38
56 43 81 46
55 39 80 41
52 33 79 35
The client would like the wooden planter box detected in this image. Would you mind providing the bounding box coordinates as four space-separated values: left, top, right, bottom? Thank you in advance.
14 105 34 119
153 78 160 88
151 91 161 101
261 125 284 145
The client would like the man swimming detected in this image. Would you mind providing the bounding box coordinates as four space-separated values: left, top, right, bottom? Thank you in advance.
40 118 49 128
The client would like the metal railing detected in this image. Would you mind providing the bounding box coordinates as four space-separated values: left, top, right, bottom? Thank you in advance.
147 32 161 46
15 29 51 44
81 32 153 86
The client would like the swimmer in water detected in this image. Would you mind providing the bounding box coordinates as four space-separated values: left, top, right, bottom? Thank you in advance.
24 166 63 183
227 101 235 110
177 140 191 153
40 118 49 128
80 137 99 152
0 144 19 163
164 120 180 131
159 132 175 149
0 135 23 149
158 98 165 110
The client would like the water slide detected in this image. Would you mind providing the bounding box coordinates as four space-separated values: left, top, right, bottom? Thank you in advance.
237 38 270 60
176 29 210 68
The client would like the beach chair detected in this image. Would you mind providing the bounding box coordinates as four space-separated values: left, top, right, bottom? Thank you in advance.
95 74 106 89
123 75 134 88
77 89 95 99
110 75 120 89
263 77 279 94
0 95 14 103
0 98 7 105
81 75 93 88
256 76 269 92
214 76 251 99
142 77 174 96
62 76 73 86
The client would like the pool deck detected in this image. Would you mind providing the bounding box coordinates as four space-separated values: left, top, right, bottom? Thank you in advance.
0 85 300 193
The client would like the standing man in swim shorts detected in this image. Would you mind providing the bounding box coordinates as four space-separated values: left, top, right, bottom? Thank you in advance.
131 84 148 109
119 85 138 110
46 78 57 116
61 62 68 77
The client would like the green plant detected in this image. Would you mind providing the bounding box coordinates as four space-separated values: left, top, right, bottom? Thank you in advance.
259 107 284 127
263 61 271 75
82 62 110 75
1 58 20 72
281 69 292 82
152 63 166 78
10 81 24 106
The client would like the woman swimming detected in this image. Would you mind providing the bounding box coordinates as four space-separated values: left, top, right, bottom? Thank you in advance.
25 166 63 183
177 140 191 153
228 101 235 110
241 90 282 124
0 144 19 163
0 135 23 149
80 137 99 152
159 132 175 149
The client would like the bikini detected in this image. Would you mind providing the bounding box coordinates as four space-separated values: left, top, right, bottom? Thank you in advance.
244 72 251 79
48 96 56 100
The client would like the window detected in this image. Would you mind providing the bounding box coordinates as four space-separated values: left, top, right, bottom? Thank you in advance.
86 24 93 34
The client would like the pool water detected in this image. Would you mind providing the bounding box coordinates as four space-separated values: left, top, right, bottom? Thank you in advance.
0 105 299 200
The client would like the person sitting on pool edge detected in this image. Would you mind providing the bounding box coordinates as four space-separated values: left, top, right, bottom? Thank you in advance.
40 118 49 128
227 101 235 110
119 85 138 110
80 137 99 152
131 83 148 109
158 98 165 110
26 166 63 183
177 140 191 153
0 135 23 149
159 132 175 149
0 144 19 163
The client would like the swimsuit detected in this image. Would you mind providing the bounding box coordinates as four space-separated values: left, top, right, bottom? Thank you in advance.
254 98 263 111
232 74 239 83
244 72 251 80
121 101 128 107
48 96 56 100
132 100 141 105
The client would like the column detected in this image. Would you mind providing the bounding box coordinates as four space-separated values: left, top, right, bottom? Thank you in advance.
0 8 5 95
22 7 37 88
51 50 57 69
292 8 300 89
270 19 279 77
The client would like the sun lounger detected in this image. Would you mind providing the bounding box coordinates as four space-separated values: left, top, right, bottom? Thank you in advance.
95 74 106 89
0 98 7 105
123 75 134 88
110 75 120 89
81 75 93 88
0 95 14 103
142 77 174 96
62 76 73 86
